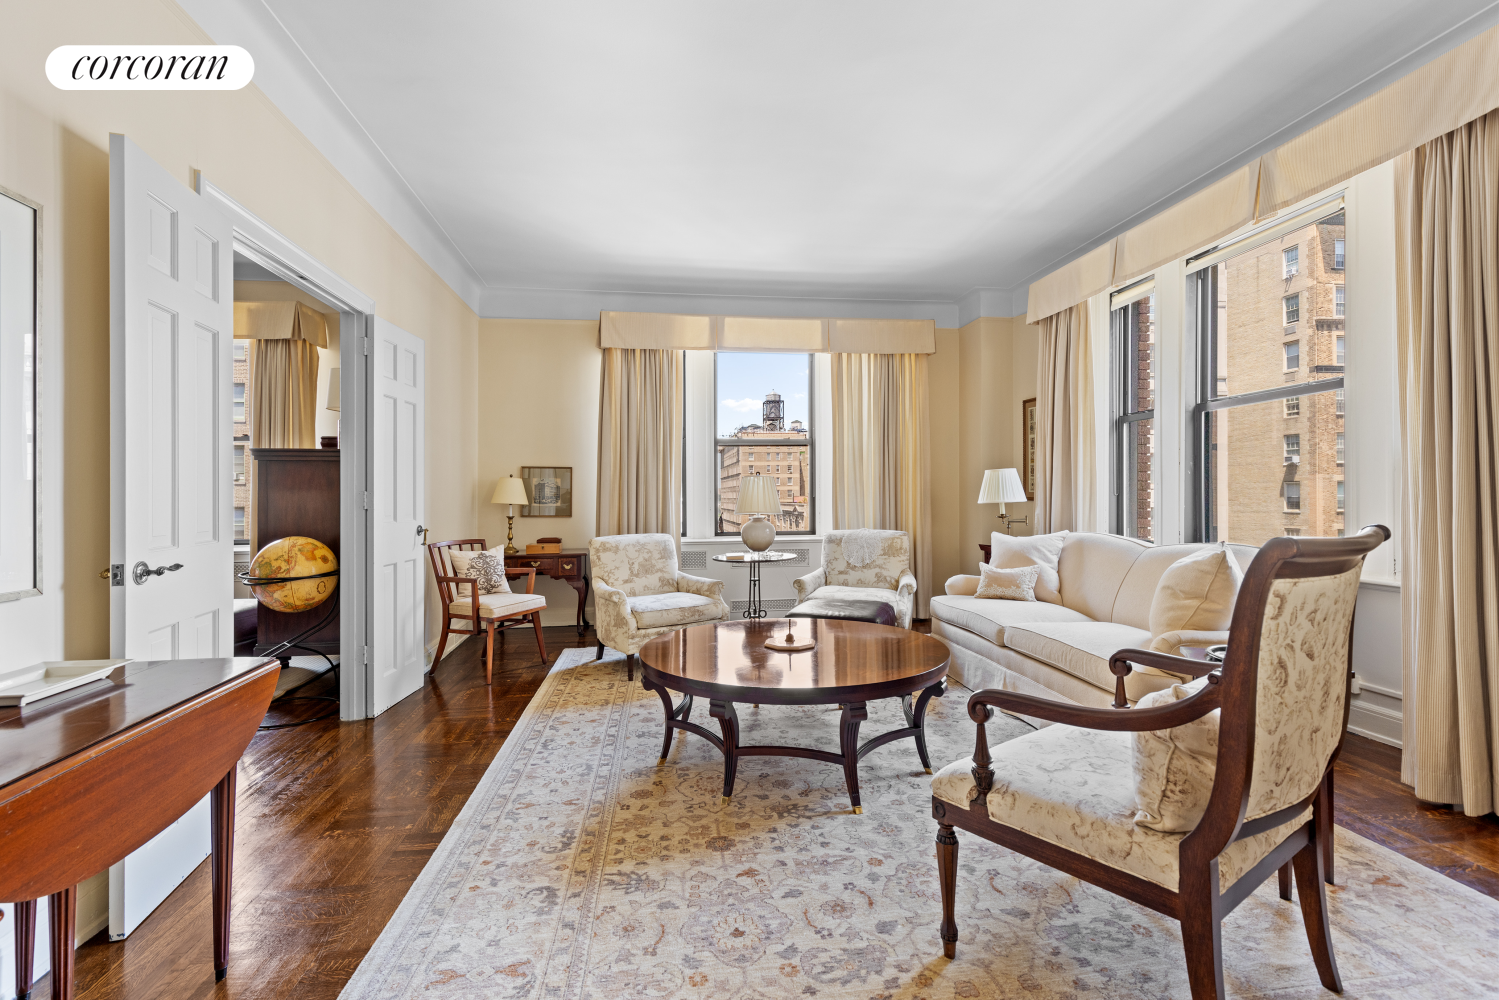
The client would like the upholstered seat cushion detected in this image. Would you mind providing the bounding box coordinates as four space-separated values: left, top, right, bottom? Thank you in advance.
931 724 1307 891
929 595 1094 648
1003 621 1191 701
627 592 723 629
450 593 546 619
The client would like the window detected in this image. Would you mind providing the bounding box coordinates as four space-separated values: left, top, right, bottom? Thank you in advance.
715 352 813 534
1335 285 1345 317
1336 335 1345 366
1285 527 1303 536
233 382 246 422
1336 480 1345 513
1336 432 1345 465
1195 206 1346 546
233 340 246 361
234 507 246 540
1110 286 1155 542
1333 239 1345 269
1283 246 1299 277
234 444 245 483
1336 388 1345 415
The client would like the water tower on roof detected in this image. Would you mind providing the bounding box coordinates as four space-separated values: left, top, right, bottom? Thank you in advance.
762 392 783 432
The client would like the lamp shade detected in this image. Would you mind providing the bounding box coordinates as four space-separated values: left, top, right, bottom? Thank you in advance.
735 475 783 515
326 368 340 411
491 475 530 506
977 468 1027 504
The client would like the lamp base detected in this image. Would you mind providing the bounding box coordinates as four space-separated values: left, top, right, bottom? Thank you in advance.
505 514 519 555
740 516 776 552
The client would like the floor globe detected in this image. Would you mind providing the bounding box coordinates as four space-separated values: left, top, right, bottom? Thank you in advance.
246 535 338 613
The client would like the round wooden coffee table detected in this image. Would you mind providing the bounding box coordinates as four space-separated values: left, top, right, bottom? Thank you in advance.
637 618 950 813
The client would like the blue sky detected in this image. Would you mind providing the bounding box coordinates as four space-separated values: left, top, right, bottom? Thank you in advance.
716 352 809 436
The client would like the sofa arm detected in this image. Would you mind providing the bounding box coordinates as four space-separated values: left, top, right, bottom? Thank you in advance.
1148 630 1230 660
945 574 980 596
793 567 825 603
676 572 725 600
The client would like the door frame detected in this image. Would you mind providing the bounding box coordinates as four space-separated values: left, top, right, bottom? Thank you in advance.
195 173 374 720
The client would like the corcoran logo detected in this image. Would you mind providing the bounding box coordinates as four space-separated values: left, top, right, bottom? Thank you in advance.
46 45 254 90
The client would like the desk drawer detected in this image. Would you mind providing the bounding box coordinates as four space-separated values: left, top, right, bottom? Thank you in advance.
513 556 558 577
555 556 582 578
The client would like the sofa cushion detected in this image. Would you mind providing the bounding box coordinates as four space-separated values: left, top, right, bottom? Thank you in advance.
1056 532 1150 622
988 531 1067 604
975 562 1040 601
1132 676 1220 832
449 593 546 619
1147 543 1243 638
929 595 1093 648
1002 621 1187 701
931 725 1306 891
627 592 722 629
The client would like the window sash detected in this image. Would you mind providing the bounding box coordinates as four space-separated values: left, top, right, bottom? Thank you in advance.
712 351 814 537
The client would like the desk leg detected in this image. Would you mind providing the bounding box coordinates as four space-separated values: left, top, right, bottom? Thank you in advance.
14 898 36 1000
568 575 590 634
47 887 74 1000
839 703 869 814
211 767 237 981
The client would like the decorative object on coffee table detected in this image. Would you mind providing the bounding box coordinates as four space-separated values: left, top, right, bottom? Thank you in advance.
788 597 897 626
638 618 949 812
734 474 782 551
977 467 1028 534
520 466 572 517
490 476 530 555
712 549 798 618
764 619 816 651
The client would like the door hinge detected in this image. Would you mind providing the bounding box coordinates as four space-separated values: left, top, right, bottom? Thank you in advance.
362 335 370 356
362 490 370 510
363 645 370 665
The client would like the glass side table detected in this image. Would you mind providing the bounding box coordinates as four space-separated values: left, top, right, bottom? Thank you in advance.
711 550 800 619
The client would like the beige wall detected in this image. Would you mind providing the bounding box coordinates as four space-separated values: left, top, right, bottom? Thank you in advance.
0 0 479 670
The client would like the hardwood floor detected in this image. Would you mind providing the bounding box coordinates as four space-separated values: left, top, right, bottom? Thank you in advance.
41 624 1499 1000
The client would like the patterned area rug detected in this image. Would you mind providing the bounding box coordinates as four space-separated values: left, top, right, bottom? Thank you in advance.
340 647 1499 999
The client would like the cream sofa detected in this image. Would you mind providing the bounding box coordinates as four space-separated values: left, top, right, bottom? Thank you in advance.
930 532 1257 709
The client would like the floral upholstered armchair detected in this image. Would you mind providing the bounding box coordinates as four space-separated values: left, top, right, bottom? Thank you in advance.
590 533 730 677
792 529 918 628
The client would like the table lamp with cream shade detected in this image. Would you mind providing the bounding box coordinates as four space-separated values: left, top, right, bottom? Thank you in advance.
978 468 1028 534
735 474 783 552
492 475 531 554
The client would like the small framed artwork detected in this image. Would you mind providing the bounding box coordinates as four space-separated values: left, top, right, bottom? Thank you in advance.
1022 397 1037 501
521 466 572 517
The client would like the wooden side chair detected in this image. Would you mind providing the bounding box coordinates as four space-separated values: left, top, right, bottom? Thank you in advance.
931 525 1389 1000
428 539 547 684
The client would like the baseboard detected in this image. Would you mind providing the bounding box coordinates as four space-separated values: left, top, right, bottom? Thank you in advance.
1349 701 1403 747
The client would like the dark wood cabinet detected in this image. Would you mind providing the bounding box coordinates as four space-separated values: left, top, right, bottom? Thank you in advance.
251 448 340 664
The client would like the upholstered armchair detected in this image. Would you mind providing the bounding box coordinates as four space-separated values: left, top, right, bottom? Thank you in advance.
931 526 1389 1000
590 533 730 678
792 529 917 628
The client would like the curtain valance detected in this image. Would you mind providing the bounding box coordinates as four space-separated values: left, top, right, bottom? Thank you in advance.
600 311 935 354
234 300 329 348
1027 22 1499 324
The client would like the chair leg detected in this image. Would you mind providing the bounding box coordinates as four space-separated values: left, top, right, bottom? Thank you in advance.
1278 862 1293 900
429 627 449 675
596 640 605 661
1319 770 1336 885
1178 870 1226 1000
626 653 635 682
936 822 959 959
1292 834 1343 993
485 622 495 685
531 612 548 663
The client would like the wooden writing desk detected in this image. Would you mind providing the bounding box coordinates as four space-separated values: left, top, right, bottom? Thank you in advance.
0 657 279 999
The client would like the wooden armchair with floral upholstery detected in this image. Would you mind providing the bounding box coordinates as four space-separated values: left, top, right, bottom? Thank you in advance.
427 539 548 685
930 525 1389 1000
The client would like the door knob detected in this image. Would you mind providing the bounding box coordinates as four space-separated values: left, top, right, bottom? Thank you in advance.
132 561 184 585
417 524 429 543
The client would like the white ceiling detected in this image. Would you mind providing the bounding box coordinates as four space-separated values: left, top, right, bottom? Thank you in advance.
185 1 1498 320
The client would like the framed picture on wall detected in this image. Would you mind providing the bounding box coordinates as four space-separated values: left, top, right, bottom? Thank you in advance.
1022 397 1037 501
521 466 572 517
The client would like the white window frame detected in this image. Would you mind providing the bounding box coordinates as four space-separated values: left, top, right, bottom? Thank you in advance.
1335 285 1345 317
1284 396 1300 417
1284 293 1300 324
1284 481 1302 512
1284 340 1300 370
1283 245 1299 277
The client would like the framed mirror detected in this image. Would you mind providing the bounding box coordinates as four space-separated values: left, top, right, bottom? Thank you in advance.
0 187 39 602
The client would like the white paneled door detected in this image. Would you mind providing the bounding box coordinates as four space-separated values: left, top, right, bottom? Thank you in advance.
108 134 233 937
370 317 426 715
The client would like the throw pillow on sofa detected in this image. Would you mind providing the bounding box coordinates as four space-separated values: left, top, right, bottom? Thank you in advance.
988 530 1067 604
1147 542 1241 643
1132 676 1219 832
975 562 1041 601
449 548 512 595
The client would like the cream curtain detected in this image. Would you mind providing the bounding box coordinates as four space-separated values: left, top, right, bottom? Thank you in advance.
248 338 319 449
1396 108 1499 816
597 348 683 538
1034 304 1097 534
829 353 934 617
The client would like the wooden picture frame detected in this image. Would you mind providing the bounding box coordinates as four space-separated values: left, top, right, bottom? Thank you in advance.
521 466 572 517
1022 397 1037 501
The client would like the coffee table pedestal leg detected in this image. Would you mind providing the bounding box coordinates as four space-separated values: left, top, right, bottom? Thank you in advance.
839 702 869 813
902 680 947 774
711 699 741 801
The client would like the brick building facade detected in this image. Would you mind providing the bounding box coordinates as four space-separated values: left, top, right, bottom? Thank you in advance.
718 395 811 534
